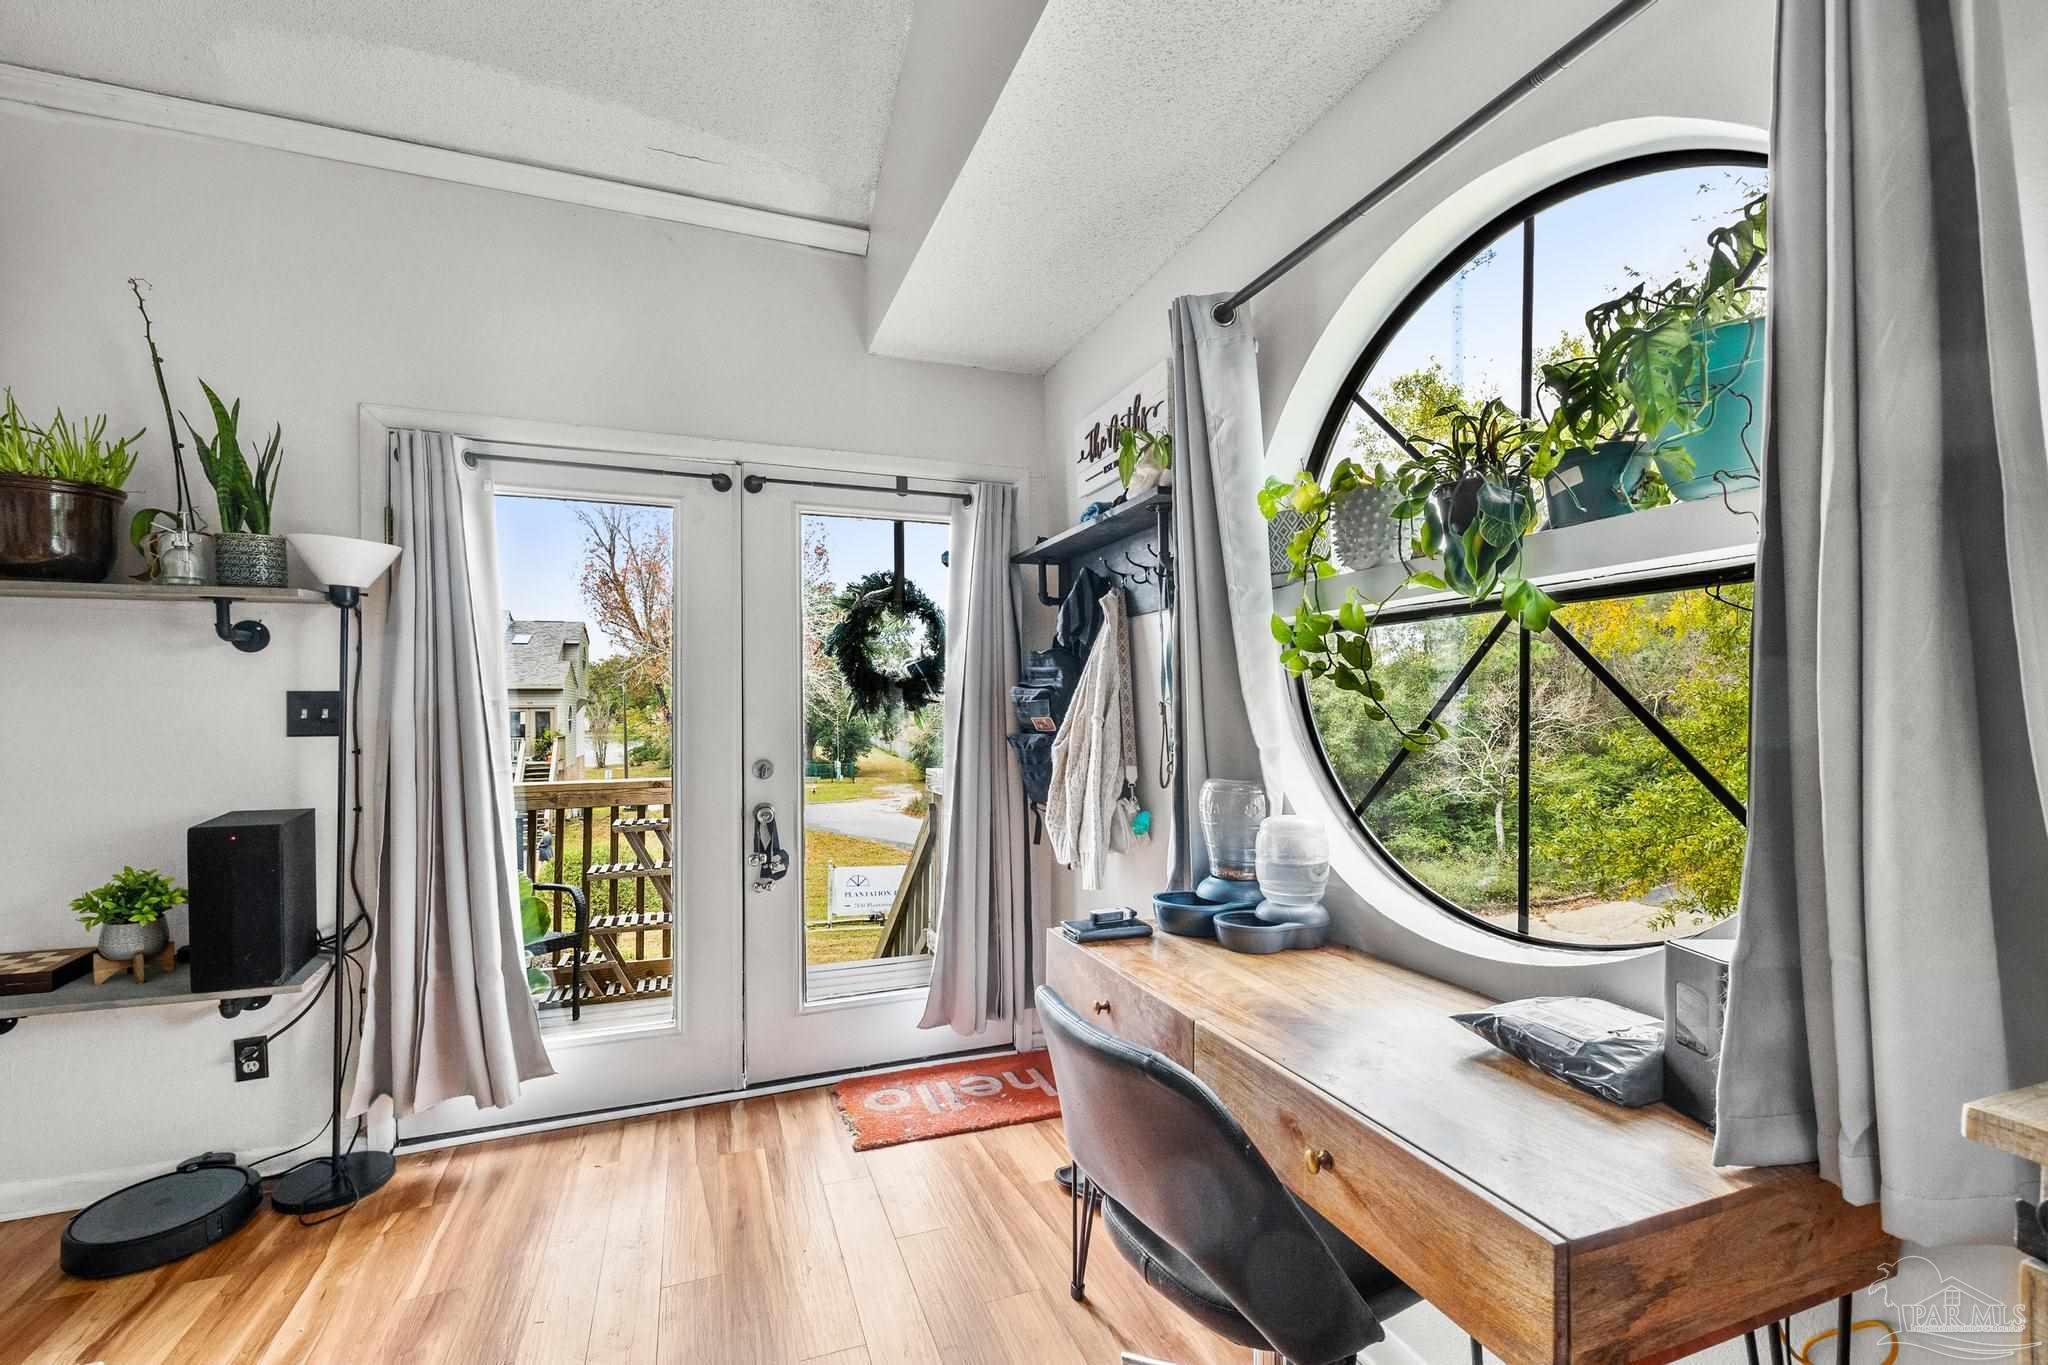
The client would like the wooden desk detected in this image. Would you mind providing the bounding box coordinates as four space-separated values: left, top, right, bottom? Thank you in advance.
1048 926 1899 1365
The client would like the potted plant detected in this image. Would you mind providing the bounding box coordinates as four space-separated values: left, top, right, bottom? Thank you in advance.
1258 398 1559 751
1326 459 1403 569
0 388 145 582
71 865 186 962
126 279 207 584
185 381 286 587
1114 425 1173 498
1393 398 1556 627
1538 194 1768 505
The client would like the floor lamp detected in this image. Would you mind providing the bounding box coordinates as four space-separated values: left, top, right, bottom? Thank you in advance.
271 533 402 1215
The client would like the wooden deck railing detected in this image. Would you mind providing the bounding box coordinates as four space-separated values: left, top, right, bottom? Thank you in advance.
875 793 941 959
515 777 674 1009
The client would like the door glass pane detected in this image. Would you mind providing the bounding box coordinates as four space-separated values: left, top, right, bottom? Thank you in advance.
494 493 677 1037
800 512 948 997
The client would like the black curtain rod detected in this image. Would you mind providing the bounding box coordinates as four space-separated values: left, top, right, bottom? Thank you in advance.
458 447 733 491
741 472 974 506
1211 0 1661 326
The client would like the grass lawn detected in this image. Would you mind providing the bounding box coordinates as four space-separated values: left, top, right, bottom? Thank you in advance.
804 751 922 805
802 827 906 964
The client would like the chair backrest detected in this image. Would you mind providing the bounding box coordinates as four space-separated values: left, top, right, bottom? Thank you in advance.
1037 985 1383 1364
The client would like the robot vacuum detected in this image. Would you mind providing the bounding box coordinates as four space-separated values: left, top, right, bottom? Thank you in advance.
60 1160 261 1279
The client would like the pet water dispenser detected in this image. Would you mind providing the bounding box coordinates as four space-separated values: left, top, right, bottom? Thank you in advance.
1214 815 1332 953
1196 778 1267 906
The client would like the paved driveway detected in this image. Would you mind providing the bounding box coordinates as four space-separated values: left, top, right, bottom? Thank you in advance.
804 797 920 848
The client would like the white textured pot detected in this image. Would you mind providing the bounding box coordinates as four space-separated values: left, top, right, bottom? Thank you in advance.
97 919 167 960
1328 485 1400 570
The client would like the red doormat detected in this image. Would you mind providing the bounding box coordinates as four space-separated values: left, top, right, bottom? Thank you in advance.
832 1050 1059 1151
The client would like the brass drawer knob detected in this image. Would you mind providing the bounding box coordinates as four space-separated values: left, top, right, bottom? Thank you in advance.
1092 1000 1112 1015
1305 1147 1333 1176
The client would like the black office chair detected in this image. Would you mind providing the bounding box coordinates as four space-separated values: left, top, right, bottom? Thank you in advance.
1038 985 1422 1365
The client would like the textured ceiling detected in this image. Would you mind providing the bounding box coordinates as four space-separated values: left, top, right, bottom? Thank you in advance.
0 0 914 226
869 0 1446 372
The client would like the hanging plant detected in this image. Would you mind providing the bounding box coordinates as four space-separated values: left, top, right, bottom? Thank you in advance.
825 570 946 715
1260 398 1559 752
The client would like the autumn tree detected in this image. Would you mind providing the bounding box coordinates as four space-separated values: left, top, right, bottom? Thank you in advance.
578 506 671 723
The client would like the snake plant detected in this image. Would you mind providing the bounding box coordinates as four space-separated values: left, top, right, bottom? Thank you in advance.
183 381 283 534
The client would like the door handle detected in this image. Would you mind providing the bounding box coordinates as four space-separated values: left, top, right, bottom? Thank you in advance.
749 802 789 893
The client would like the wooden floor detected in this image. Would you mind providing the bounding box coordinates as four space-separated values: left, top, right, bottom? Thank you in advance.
0 1091 1247 1365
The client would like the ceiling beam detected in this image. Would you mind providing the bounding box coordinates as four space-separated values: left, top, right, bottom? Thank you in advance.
0 62 870 256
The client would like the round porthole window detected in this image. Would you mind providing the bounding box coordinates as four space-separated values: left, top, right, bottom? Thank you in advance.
1294 151 1766 949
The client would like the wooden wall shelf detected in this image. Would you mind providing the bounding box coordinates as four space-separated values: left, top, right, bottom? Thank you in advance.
0 580 326 605
1013 490 1173 610
0 578 330 652
0 955 329 1035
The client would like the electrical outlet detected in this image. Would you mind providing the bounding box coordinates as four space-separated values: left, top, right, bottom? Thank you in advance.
286 691 342 737
233 1036 270 1082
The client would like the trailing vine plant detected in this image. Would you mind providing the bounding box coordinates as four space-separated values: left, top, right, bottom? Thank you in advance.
1261 398 1560 752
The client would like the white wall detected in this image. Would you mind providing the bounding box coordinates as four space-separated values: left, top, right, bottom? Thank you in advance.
1033 1 2025 1358
0 100 1043 1218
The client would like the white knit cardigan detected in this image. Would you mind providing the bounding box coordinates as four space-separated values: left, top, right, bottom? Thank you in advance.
1044 588 1136 890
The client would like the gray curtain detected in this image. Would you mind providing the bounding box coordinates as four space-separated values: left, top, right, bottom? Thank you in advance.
1713 0 2048 1245
349 429 553 1119
1167 295 1286 887
920 482 1027 1037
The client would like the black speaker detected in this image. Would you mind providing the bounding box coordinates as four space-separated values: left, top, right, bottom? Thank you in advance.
188 809 318 991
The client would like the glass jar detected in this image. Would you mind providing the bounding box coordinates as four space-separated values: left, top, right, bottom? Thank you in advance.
1198 779 1268 883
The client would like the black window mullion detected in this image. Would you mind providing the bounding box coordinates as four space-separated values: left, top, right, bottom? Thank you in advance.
1517 625 1531 936
1354 615 1512 816
1547 619 1748 825
1519 217 1536 419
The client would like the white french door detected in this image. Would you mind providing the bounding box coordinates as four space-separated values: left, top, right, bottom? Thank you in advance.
739 474 1009 1083
397 444 1005 1141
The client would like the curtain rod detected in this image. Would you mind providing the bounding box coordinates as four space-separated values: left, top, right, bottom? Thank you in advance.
1210 0 1661 326
458 447 734 491
741 472 974 506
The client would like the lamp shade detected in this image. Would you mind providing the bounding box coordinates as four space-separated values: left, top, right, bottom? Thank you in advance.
289 534 401 590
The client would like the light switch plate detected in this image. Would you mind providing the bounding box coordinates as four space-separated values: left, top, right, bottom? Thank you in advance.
286 691 342 737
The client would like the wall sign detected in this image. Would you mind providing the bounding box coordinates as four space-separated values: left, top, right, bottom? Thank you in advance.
1074 359 1169 512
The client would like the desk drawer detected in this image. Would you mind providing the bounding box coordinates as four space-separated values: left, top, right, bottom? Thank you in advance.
1196 1024 1566 1365
1045 934 1193 1067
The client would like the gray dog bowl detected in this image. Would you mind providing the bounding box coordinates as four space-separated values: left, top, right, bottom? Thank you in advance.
1213 907 1327 954
1153 891 1223 938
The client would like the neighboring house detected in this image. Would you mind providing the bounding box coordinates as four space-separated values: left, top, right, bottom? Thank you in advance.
505 617 593 780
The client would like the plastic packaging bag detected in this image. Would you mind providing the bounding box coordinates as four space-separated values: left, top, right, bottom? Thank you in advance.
1452 996 1665 1108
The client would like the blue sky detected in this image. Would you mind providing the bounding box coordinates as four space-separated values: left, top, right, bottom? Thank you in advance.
494 495 949 660
1362 163 1765 438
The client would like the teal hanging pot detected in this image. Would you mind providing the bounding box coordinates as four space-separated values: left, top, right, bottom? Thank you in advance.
1543 441 1650 528
1650 316 1764 501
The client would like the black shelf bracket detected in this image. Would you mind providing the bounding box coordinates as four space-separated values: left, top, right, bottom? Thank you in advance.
212 598 271 653
0 1018 15 1037
218 995 271 1019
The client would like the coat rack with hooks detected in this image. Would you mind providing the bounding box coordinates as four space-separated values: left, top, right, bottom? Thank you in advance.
1011 490 1173 616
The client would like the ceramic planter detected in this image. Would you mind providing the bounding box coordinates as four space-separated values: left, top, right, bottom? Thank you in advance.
1544 442 1650 528
0 473 126 581
1328 483 1401 570
1649 316 1764 501
96 919 168 961
214 531 290 587
1424 476 1536 597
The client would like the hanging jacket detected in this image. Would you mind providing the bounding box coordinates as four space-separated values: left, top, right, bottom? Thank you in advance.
1044 588 1136 890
